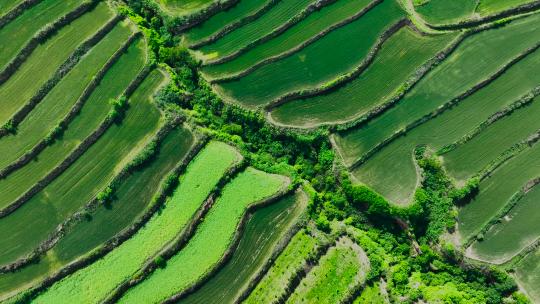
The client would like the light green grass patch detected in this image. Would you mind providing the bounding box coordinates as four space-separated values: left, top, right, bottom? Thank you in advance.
245 229 320 304
215 0 404 107
202 0 373 80
269 27 454 127
33 141 241 304
158 0 216 15
197 0 313 61
287 237 369 304
118 167 289 304
0 0 25 14
0 2 114 125
0 70 164 266
354 282 389 303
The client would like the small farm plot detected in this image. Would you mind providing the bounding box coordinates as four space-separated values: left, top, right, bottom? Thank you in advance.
244 229 323 304
213 0 404 108
441 94 540 183
0 69 164 266
287 237 370 304
200 0 374 81
50 127 195 263
414 0 477 25
181 190 307 304
157 0 217 15
476 0 537 15
32 141 242 304
415 0 538 25
117 167 289 304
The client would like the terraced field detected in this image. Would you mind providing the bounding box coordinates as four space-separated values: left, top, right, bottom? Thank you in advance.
414 0 538 25
158 0 216 15
414 0 477 24
287 237 370 304
244 229 323 303
269 25 455 127
181 191 307 304
516 248 540 302
3 0 540 302
177 0 540 300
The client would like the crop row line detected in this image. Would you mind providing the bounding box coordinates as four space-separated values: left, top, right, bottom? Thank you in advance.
0 0 43 30
203 0 339 66
427 0 540 31
463 177 540 250
438 86 540 155
0 10 119 138
0 0 100 87
210 0 384 84
348 39 540 171
0 62 153 274
101 153 250 304
0 16 127 179
8 133 209 303
189 0 281 49
264 19 408 111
